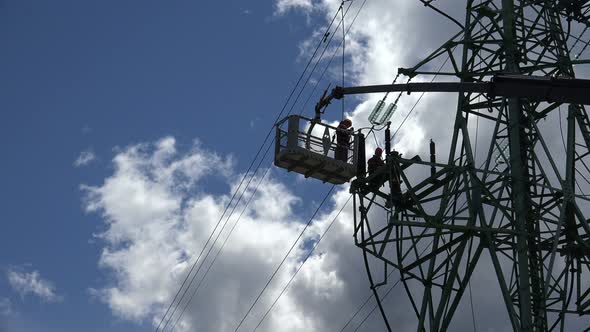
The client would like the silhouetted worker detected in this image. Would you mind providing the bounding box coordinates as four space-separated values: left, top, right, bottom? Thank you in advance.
559 0 583 18
335 119 353 162
367 147 385 176
367 147 386 189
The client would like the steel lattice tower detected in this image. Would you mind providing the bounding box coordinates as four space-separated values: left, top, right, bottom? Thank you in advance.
351 1 590 330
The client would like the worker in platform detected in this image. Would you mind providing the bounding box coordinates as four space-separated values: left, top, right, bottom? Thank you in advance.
335 119 353 162
367 147 384 175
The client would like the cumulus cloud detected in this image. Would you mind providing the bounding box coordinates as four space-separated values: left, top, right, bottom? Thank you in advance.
74 150 97 167
0 297 13 316
7 268 62 303
82 136 382 331
275 0 314 15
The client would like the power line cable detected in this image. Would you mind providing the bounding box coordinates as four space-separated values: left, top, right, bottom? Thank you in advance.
338 287 375 332
298 0 368 117
289 0 354 118
161 161 266 332
170 148 275 331
191 2 363 329
165 3 364 329
162 0 366 329
165 4 361 329
233 185 336 332
155 7 348 331
252 195 352 331
217 7 368 329
157 153 257 332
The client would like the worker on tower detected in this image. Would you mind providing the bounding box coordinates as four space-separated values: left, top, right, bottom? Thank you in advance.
559 0 583 19
335 119 353 162
367 147 385 176
367 147 387 189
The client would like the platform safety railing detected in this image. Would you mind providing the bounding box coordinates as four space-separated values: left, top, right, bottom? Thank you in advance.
275 115 359 169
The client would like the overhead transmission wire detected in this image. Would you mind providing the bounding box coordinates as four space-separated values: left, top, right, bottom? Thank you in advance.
297 0 368 117
294 0 355 117
252 195 353 331
253 4 375 330
171 145 272 331
155 7 347 332
166 3 361 331
157 145 265 332
169 142 275 332
177 0 350 321
160 63 316 331
233 185 336 332
175 2 366 325
246 4 373 330
164 1 370 330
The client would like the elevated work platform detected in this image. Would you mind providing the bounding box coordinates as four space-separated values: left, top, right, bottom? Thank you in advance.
274 115 360 184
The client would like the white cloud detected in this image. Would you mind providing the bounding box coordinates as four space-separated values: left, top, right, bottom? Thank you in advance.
275 0 315 15
74 150 97 167
82 135 384 331
0 297 13 316
7 268 62 303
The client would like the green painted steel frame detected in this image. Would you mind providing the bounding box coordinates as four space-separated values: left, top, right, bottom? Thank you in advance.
351 1 590 331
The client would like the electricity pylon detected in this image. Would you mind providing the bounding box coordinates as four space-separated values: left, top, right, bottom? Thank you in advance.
350 1 590 330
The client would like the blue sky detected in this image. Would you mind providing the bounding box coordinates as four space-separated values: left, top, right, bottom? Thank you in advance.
0 1 330 331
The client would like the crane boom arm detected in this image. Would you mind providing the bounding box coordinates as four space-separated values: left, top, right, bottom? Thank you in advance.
328 75 590 105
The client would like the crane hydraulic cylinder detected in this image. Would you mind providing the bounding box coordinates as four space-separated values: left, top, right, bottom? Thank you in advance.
357 133 366 179
385 122 391 156
430 139 436 177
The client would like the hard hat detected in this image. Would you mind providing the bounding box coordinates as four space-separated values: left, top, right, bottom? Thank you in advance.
375 147 383 156
342 119 352 127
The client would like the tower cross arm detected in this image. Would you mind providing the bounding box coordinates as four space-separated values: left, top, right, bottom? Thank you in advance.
328 74 590 105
